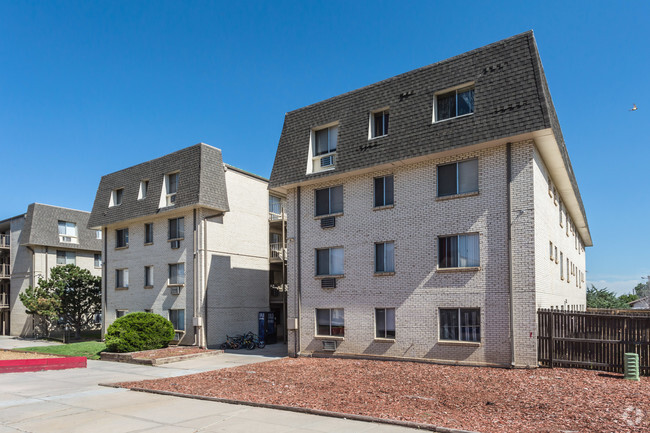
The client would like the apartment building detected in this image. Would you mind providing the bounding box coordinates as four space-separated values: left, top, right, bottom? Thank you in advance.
88 143 270 347
0 203 102 336
269 192 288 342
269 31 591 367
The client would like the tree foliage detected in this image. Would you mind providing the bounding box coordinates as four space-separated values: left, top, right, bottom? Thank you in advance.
105 312 175 353
634 282 650 299
18 285 61 337
586 284 631 309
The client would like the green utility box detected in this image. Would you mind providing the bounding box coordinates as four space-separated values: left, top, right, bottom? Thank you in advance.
624 352 640 381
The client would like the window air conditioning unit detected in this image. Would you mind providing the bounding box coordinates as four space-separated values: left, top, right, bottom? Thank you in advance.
322 340 337 351
170 286 181 295
170 240 180 249
321 278 336 289
174 331 183 341
320 216 335 228
61 236 72 243
320 155 334 167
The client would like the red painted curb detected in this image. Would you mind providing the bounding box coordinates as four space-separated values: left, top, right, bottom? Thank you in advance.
0 356 86 373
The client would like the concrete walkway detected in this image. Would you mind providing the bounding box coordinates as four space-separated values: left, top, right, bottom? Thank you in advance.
0 337 418 432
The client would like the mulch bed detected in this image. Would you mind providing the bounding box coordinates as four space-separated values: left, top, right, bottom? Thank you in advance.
116 357 650 433
0 350 60 360
130 347 212 360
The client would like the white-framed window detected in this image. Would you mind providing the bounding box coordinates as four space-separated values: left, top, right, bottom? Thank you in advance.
168 263 185 285
144 223 154 244
567 258 570 283
438 234 479 268
555 246 558 263
549 241 554 260
58 221 78 243
166 172 179 206
138 180 149 200
110 188 124 207
168 217 184 240
370 109 389 139
269 195 284 219
375 308 395 339
560 252 564 280
434 85 475 122
96 230 102 240
115 228 129 248
375 242 395 273
437 159 478 197
116 269 129 289
94 253 102 268
315 186 343 216
316 247 344 276
316 308 344 337
374 175 394 207
309 123 338 173
440 308 480 342
144 266 153 287
56 250 76 265
559 201 564 227
169 309 185 331
116 309 128 318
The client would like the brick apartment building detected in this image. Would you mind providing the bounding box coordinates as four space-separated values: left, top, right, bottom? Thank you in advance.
269 31 591 367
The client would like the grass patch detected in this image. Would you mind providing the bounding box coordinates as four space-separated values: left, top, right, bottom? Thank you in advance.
15 341 106 360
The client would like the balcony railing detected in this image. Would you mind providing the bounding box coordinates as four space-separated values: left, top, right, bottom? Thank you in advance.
0 293 8 308
269 202 286 221
0 264 9 278
0 234 9 249
270 242 286 261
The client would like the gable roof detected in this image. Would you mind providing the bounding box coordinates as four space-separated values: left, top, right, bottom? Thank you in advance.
269 30 591 245
88 143 230 228
20 203 101 252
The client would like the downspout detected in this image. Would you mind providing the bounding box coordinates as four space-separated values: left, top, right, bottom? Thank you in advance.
193 209 198 346
295 186 301 357
507 142 516 368
102 227 107 338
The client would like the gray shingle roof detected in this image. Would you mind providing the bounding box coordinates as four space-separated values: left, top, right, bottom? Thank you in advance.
88 143 230 228
21 203 101 252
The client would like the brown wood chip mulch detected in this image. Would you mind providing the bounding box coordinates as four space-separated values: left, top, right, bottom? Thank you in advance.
0 350 60 361
116 357 650 433
129 347 212 360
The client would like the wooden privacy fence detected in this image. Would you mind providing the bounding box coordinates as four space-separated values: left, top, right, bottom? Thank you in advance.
538 308 650 375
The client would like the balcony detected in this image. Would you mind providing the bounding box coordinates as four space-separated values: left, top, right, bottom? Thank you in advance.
269 202 286 222
270 243 286 262
0 293 8 309
0 234 9 249
0 264 9 279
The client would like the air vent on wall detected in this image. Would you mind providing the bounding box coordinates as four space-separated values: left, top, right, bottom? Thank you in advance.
320 155 334 167
170 240 180 249
322 340 337 351
170 286 181 295
320 216 335 229
321 278 336 289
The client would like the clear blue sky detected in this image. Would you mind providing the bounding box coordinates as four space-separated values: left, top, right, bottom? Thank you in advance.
1 1 648 294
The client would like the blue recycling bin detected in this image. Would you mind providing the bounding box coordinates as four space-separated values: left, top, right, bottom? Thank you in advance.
258 311 277 345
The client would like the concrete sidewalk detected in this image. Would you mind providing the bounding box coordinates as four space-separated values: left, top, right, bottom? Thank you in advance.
0 337 419 432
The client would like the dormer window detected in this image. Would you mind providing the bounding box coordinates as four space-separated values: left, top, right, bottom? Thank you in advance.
138 180 149 200
434 85 474 122
308 123 338 174
110 188 124 207
370 109 389 139
58 221 77 243
166 173 179 206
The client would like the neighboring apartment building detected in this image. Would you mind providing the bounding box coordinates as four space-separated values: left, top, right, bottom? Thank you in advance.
88 143 270 347
269 31 592 368
0 203 102 336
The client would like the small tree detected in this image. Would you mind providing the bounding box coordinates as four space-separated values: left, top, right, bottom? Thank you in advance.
37 264 101 338
19 285 61 337
586 284 630 309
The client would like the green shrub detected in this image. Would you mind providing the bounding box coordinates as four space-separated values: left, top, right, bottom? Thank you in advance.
105 312 175 353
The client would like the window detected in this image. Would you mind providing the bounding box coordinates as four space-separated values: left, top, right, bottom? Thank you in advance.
374 175 394 207
169 263 185 285
169 309 185 331
314 125 338 156
375 242 395 273
96 230 102 240
144 223 154 244
115 228 129 248
567 258 570 283
116 309 128 318
375 308 395 339
138 180 149 200
116 269 129 289
560 252 564 280
269 195 284 219
435 86 474 121
438 234 479 268
440 308 480 342
56 250 76 265
315 186 343 216
111 188 124 207
58 221 77 243
370 109 389 138
316 308 344 336
166 173 179 206
559 201 564 227
316 247 344 276
168 217 184 240
549 241 554 260
555 246 558 263
144 266 153 287
94 254 102 268
437 159 478 197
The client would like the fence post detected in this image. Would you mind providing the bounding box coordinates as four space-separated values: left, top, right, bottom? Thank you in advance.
549 309 554 368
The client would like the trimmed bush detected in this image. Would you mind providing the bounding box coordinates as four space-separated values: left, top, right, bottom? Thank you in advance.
105 312 175 353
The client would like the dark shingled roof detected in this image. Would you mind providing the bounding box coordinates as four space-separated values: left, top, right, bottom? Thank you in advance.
21 203 101 252
88 143 230 228
268 31 588 234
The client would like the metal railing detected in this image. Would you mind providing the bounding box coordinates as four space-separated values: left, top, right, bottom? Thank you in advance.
269 202 286 221
0 293 8 308
270 242 286 260
0 234 9 248
0 264 10 278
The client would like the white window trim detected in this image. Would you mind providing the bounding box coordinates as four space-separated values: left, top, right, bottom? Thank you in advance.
306 121 339 175
374 307 396 340
115 268 129 289
315 308 344 337
368 107 389 140
109 188 124 207
138 180 149 200
168 263 185 286
432 81 475 124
